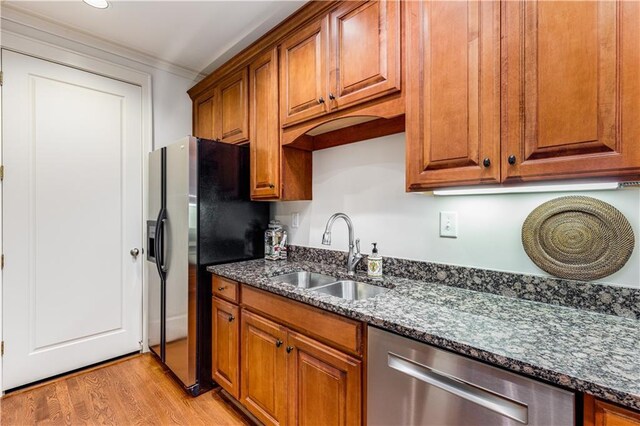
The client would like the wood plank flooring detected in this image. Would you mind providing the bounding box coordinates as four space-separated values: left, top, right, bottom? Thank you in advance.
0 354 250 425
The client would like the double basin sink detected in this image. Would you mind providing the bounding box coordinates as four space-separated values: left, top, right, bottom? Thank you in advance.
270 271 388 301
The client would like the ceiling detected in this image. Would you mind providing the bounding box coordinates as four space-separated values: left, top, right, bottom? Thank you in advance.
3 0 307 77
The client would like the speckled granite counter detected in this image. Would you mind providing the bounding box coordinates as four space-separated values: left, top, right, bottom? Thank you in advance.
207 258 640 411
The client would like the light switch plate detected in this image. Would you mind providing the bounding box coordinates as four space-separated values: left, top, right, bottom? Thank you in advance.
439 211 458 238
291 212 300 229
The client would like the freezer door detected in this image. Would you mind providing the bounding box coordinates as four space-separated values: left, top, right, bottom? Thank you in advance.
164 137 197 388
147 148 163 358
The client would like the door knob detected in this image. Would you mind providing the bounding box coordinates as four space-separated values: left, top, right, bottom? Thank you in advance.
130 248 140 259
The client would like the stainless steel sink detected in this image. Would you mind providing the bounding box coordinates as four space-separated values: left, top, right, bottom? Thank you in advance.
312 280 389 301
271 271 337 289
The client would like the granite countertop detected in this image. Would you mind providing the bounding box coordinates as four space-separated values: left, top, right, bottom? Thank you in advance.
207 258 640 411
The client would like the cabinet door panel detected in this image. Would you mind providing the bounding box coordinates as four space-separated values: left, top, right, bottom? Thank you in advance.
287 330 361 426
502 0 640 181
280 16 329 126
212 297 240 399
250 48 280 199
329 0 400 110
216 68 249 144
241 310 288 426
406 0 500 190
194 89 215 139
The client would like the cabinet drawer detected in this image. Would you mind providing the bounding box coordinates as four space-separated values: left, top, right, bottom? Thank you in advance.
242 285 363 356
212 275 239 303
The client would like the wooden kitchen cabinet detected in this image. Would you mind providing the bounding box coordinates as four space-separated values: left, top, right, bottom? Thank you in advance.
212 297 240 399
240 310 288 426
280 15 329 127
287 330 362 426
329 0 401 111
250 48 281 199
280 0 402 128
405 0 501 190
215 67 249 144
193 87 216 139
502 0 640 182
585 395 640 426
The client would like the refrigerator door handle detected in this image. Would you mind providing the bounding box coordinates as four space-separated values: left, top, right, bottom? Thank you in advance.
154 208 166 278
159 214 168 273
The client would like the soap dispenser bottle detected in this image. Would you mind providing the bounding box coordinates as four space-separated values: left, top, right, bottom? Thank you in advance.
367 243 383 279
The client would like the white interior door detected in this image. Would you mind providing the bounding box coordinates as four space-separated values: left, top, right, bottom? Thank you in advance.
2 50 143 390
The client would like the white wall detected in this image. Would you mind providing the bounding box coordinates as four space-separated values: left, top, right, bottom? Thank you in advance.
273 133 640 288
151 70 193 149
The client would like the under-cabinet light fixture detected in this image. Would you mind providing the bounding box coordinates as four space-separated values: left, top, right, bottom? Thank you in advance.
432 182 622 196
83 0 109 9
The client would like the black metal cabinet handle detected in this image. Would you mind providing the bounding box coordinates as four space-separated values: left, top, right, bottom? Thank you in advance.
275 339 283 348
218 286 227 291
329 93 335 100
228 315 235 322
286 346 294 353
508 155 517 165
483 158 491 168
268 183 275 189
318 97 325 104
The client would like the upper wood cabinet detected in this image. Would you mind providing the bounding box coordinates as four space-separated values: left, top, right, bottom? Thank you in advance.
280 16 329 127
329 0 401 111
280 0 401 128
194 87 216 140
406 0 501 190
250 48 281 199
216 68 249 144
407 0 640 191
502 0 640 182
192 68 249 143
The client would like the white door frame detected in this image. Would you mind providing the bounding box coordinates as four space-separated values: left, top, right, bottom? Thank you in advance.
0 30 153 390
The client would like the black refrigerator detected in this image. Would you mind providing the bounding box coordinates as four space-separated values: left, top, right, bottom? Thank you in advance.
147 136 269 395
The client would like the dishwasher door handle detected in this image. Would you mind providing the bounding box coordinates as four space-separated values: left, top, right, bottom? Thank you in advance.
388 352 529 424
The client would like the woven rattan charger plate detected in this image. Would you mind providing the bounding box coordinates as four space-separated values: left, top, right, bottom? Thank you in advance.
522 196 635 281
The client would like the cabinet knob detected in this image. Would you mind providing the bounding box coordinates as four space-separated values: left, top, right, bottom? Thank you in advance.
483 158 491 168
275 339 283 348
286 346 294 353
228 315 235 322
329 93 335 100
318 97 325 104
268 183 275 189
508 155 517 165
218 286 227 291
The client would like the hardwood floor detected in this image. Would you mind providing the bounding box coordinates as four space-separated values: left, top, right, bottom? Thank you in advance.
0 354 250 425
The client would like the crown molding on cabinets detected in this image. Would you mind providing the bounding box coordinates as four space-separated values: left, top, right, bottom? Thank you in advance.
0 4 206 82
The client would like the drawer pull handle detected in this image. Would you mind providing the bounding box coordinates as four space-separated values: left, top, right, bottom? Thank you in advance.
275 339 283 348
218 286 227 291
387 352 528 424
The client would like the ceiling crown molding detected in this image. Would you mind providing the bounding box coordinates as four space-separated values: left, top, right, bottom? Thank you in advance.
1 4 207 82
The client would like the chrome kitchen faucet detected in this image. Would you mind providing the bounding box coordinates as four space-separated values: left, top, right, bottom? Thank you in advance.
321 213 363 275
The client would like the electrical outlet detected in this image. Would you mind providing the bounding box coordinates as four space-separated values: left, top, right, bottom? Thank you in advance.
291 212 300 229
439 211 458 238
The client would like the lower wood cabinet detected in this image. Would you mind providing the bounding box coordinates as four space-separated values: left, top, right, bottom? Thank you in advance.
210 275 364 426
212 297 240 399
585 395 640 426
287 330 362 426
240 309 288 426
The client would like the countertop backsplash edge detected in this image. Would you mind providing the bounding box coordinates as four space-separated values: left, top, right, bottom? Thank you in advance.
287 245 640 320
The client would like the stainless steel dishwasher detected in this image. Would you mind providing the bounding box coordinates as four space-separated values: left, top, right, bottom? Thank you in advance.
368 326 575 426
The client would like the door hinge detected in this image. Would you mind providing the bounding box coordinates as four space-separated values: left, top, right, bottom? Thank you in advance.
0 165 4 181
1 341 4 356
0 71 3 86
1 255 4 269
